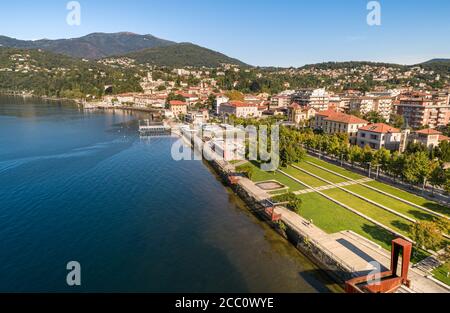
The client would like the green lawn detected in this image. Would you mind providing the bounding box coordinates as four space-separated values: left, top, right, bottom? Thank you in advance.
321 188 414 236
282 166 328 188
294 162 348 184
297 193 393 250
236 162 306 192
432 262 450 286
305 155 364 180
344 184 437 223
364 181 450 218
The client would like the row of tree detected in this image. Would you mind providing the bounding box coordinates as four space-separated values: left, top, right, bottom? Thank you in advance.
297 129 450 193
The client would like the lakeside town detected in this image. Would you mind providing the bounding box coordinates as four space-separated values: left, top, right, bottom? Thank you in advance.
2 29 450 293
3 52 450 292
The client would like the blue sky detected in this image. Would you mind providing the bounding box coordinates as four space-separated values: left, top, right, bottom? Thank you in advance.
1 0 449 67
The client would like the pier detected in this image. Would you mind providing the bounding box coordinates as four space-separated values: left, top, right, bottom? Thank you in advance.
139 120 171 136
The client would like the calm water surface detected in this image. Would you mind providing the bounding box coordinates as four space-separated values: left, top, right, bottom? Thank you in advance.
0 96 340 292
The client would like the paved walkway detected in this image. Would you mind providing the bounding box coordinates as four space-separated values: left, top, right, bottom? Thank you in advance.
305 160 450 221
277 203 449 293
294 178 373 195
231 174 448 293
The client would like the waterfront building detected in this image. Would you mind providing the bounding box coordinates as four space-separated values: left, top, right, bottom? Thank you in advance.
185 109 210 125
169 100 188 117
218 101 261 118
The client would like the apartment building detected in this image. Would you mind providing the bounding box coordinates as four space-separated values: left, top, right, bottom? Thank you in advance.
394 92 450 129
349 96 394 121
291 88 330 111
270 95 292 108
357 123 402 151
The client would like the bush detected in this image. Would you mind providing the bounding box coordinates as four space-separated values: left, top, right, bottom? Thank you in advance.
273 192 302 214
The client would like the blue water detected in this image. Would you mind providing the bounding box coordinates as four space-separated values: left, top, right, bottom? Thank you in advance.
0 96 339 292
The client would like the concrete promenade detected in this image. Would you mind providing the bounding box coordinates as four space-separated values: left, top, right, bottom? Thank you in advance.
235 174 448 293
293 178 373 195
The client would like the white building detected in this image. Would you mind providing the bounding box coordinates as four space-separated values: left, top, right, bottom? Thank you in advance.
215 95 230 115
219 101 261 118
357 123 402 151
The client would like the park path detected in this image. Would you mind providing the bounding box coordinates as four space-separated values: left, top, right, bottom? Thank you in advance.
233 174 448 293
305 160 450 221
294 178 373 195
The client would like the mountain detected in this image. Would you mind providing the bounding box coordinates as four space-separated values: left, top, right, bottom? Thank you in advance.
0 47 143 98
0 32 175 59
125 43 249 67
421 58 450 64
418 59 450 76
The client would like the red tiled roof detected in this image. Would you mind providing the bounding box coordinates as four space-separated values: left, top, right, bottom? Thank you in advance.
224 101 256 108
169 100 187 106
318 110 368 124
416 129 442 135
439 135 450 142
358 123 400 134
316 109 339 117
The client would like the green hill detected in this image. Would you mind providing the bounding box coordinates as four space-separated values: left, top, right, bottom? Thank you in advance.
125 43 248 68
0 47 142 98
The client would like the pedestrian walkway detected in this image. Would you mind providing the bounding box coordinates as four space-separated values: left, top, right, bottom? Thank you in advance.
293 178 373 195
231 174 448 293
276 205 448 293
414 256 442 273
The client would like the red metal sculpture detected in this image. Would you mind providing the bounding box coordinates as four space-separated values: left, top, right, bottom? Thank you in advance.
265 207 282 222
345 238 412 293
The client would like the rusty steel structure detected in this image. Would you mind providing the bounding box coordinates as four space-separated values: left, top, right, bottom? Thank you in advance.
345 238 412 293
265 207 282 222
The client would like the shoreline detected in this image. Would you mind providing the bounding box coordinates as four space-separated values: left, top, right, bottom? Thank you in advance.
0 92 82 105
176 128 347 290
177 128 449 293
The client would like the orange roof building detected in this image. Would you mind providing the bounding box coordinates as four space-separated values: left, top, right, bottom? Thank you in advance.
357 123 403 151
314 110 368 143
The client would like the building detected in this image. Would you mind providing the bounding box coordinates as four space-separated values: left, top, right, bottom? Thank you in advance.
357 123 402 151
185 110 210 125
169 100 188 117
408 129 450 149
218 101 260 118
315 110 368 143
349 96 394 121
394 92 450 129
288 103 316 126
215 95 230 115
291 88 330 111
270 95 292 108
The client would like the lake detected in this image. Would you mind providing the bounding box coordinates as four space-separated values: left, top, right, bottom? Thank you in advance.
0 96 340 292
